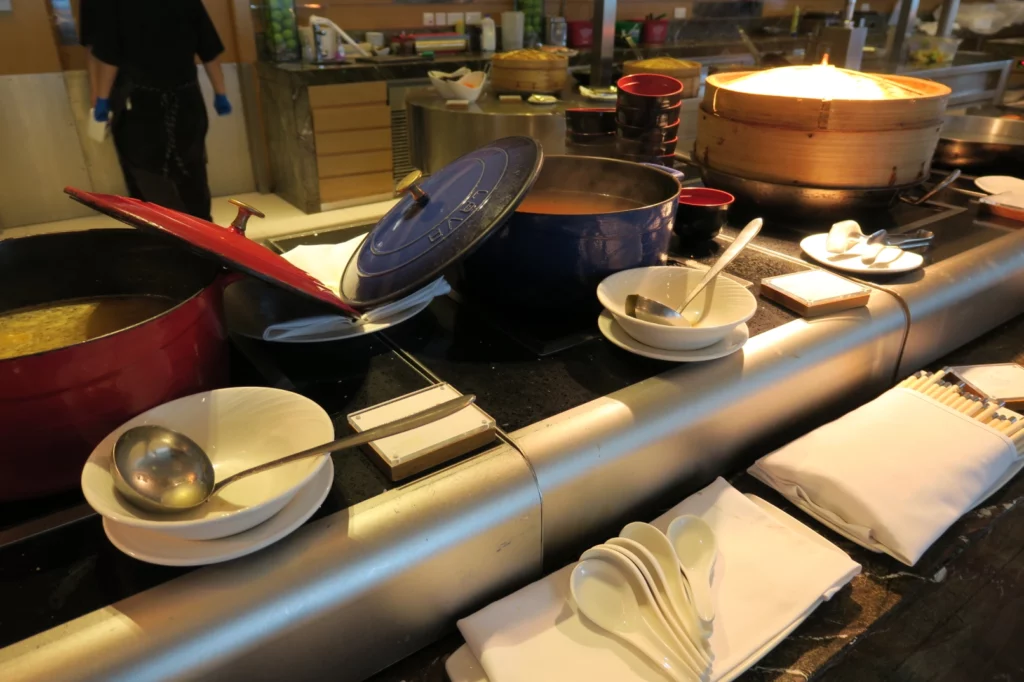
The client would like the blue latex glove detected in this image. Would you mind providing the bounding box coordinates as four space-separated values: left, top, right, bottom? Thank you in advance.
94 98 110 122
213 93 232 116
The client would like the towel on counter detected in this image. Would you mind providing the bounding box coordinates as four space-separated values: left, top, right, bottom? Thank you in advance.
455 478 860 682
749 388 1019 566
263 234 450 341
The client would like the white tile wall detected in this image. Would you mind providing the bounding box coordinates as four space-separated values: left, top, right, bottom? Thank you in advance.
0 64 256 230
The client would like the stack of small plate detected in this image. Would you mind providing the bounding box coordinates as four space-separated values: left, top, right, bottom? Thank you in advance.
81 387 336 566
596 266 756 362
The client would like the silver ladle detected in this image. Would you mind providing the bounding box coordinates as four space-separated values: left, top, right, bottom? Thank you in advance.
626 217 763 328
111 394 476 514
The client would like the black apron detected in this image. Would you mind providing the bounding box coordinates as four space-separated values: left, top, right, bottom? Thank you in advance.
110 78 212 220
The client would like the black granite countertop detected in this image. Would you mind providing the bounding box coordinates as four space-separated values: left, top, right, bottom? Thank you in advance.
256 37 807 86
362 313 1024 682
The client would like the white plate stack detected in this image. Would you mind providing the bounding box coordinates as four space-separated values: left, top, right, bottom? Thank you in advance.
80 387 336 566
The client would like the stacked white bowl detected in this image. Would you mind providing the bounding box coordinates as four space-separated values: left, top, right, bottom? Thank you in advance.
81 387 335 563
597 266 757 351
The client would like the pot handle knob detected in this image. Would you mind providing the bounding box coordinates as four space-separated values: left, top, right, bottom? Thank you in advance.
396 170 429 205
228 199 266 236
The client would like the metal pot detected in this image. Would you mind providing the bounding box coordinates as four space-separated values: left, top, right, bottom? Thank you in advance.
0 230 231 500
933 114 1024 174
678 151 961 221
461 155 679 307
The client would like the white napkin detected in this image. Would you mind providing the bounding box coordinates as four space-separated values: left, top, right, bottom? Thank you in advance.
749 388 1019 566
456 478 860 682
264 234 450 341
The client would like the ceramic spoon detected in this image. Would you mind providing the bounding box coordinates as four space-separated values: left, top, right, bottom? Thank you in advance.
667 516 719 628
621 522 714 654
572 548 696 682
606 538 713 671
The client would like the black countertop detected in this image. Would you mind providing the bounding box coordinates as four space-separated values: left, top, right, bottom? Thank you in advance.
257 37 806 87
362 313 1024 682
0 228 803 651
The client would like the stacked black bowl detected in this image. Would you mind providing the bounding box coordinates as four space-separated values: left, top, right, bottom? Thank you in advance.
614 74 684 166
565 108 617 156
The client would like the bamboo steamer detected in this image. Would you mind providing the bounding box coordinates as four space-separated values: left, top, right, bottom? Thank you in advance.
703 71 951 131
491 50 569 94
695 67 951 188
623 59 701 99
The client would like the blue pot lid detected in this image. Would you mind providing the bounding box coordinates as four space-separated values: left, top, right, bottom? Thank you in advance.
340 136 543 308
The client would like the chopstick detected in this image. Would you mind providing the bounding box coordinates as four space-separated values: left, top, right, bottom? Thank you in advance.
899 368 1024 455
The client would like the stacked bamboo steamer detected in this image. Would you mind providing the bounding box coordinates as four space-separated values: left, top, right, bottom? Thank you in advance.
695 65 952 188
623 58 702 98
490 49 569 94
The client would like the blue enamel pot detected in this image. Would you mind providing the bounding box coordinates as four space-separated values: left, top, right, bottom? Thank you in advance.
461 155 680 308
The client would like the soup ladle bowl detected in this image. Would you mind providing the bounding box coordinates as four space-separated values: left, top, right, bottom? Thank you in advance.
111 394 475 514
626 217 762 327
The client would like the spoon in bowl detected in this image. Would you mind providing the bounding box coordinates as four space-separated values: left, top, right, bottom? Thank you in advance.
667 515 719 629
626 218 763 328
111 394 476 514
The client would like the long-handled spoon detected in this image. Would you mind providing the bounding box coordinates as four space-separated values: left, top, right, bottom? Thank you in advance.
626 218 763 328
112 394 476 513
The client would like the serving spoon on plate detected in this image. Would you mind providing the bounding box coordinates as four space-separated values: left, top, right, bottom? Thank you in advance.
626 218 763 328
111 394 475 514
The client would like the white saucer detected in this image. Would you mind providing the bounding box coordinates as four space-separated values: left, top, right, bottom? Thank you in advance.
225 277 433 343
598 310 748 362
800 233 923 274
103 458 334 566
976 175 1024 195
263 296 433 343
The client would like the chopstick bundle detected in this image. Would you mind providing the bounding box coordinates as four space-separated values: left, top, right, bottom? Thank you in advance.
898 368 1024 455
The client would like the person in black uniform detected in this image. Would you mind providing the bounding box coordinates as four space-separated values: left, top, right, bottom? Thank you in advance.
82 0 231 220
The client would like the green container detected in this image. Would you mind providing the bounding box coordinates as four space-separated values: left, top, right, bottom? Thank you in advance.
615 20 642 47
263 0 300 62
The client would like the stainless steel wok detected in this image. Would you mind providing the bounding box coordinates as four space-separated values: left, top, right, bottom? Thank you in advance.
676 150 960 221
933 114 1024 173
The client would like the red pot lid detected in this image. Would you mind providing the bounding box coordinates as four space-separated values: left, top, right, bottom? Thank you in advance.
64 188 360 317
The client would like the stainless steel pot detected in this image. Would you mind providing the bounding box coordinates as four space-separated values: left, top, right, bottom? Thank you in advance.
677 151 960 221
933 114 1024 173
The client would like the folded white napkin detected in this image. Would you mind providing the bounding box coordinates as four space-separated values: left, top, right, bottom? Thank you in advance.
264 235 450 341
749 388 1019 566
456 478 860 682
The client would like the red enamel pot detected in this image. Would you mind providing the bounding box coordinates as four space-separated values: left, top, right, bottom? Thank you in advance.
0 191 360 501
0 230 232 500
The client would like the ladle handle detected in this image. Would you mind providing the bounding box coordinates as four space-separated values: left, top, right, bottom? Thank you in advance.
212 394 476 492
679 217 763 314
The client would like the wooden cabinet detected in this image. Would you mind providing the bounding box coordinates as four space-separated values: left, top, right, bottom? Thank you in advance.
309 82 394 205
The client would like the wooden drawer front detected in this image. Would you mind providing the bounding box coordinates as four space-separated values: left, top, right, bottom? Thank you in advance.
309 82 387 108
318 151 393 179
316 129 392 155
312 104 392 133
320 172 394 204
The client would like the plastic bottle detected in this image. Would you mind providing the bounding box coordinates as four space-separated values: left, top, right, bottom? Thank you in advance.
481 16 496 52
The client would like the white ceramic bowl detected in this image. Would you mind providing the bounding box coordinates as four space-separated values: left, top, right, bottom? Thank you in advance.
597 266 757 351
81 387 334 540
449 71 487 102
